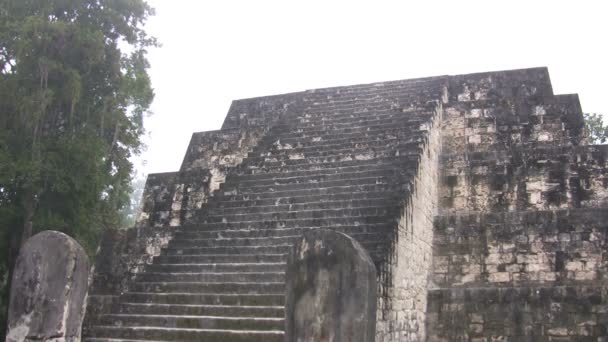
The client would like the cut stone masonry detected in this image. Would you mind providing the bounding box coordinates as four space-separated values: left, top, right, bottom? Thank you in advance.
84 67 607 341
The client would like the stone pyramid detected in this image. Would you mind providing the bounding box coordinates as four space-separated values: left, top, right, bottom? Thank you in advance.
83 67 607 341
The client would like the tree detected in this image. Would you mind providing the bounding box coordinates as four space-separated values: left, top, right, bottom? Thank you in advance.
0 0 156 335
584 113 608 144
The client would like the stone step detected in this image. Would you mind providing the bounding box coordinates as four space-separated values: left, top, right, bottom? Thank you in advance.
137 272 285 283
300 102 432 116
218 176 406 195
85 338 170 342
294 107 405 118
306 88 439 100
264 134 426 156
169 232 385 248
300 89 411 103
289 110 412 127
242 154 419 173
198 206 401 224
302 89 423 103
220 175 406 194
271 120 427 140
242 150 422 171
272 117 426 135
202 198 398 216
154 254 287 265
168 231 386 248
163 242 387 260
300 95 438 109
302 78 441 95
169 236 297 248
215 184 402 201
294 110 430 125
118 303 284 318
298 99 412 113
265 113 396 137
163 245 292 256
242 158 417 176
245 145 423 165
182 215 395 231
158 249 387 265
300 98 435 113
234 159 413 179
299 97 423 110
274 127 426 147
285 111 431 131
173 223 392 240
98 314 284 331
121 292 284 306
130 281 284 294
303 86 441 101
86 326 283 342
304 82 442 95
242 150 424 170
228 165 408 187
293 102 427 115
146 262 285 273
209 190 400 208
301 89 433 104
275 112 426 130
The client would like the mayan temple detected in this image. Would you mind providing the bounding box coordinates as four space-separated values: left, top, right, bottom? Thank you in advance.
82 67 608 341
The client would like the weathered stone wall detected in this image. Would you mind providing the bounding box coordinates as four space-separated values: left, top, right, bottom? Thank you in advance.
88 226 174 295
428 68 608 341
179 128 270 194
447 68 554 103
83 225 173 328
180 129 265 171
433 209 608 287
221 92 301 130
137 94 305 228
440 145 608 213
137 129 269 228
137 170 213 227
442 94 585 156
376 101 443 341
427 286 607 341
137 171 178 226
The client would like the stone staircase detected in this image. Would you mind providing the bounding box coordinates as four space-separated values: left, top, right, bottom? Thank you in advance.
84 78 445 341
84 68 607 341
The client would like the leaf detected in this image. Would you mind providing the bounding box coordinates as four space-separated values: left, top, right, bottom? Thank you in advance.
0 0 156 336
584 113 608 144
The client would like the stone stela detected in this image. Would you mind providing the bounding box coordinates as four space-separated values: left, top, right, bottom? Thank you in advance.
285 229 377 342
7 231 89 342
82 67 608 341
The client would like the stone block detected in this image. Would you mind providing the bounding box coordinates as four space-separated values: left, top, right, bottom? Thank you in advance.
6 231 89 342
285 229 377 342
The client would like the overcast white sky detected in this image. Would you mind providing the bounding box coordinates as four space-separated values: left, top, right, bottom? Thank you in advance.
138 0 608 175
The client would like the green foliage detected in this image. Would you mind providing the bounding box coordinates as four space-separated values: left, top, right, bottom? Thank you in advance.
0 0 156 335
584 113 608 144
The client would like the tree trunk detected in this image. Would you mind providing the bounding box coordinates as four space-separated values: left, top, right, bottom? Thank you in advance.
20 190 37 246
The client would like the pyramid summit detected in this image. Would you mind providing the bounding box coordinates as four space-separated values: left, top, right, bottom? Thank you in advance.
84 67 607 341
